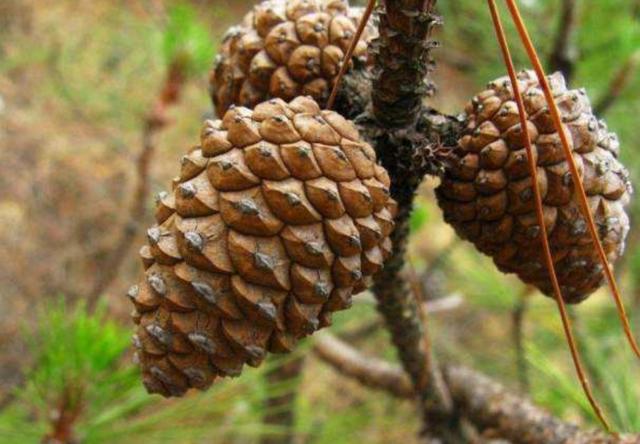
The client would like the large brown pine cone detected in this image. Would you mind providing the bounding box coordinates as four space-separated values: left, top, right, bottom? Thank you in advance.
209 0 374 117
129 96 395 396
436 70 632 303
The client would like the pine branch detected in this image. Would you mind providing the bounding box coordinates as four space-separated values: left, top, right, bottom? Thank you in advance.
313 333 639 444
340 295 464 343
371 0 441 128
365 114 464 441
314 333 413 398
548 0 579 84
594 50 640 115
363 1 466 440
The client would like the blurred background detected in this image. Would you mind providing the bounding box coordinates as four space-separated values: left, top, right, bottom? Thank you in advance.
0 0 638 443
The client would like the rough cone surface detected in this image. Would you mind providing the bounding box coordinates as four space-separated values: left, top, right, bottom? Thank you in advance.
130 96 396 396
210 0 373 117
437 70 632 303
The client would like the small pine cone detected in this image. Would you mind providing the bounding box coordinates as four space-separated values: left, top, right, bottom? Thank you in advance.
436 70 632 303
210 0 375 117
130 96 396 396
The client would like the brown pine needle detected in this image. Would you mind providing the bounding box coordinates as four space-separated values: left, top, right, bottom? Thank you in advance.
326 0 376 110
487 0 612 432
504 0 640 362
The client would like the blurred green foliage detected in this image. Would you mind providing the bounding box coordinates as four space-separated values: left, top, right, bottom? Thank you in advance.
0 299 141 442
0 300 304 444
410 202 430 234
163 4 215 76
528 308 640 432
0 299 412 443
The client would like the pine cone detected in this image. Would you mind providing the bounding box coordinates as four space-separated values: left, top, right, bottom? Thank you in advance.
436 70 632 303
209 0 374 117
130 96 396 396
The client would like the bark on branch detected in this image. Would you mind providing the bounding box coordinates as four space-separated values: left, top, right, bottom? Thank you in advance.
313 333 638 444
315 333 414 398
362 1 465 440
365 108 463 442
371 0 441 128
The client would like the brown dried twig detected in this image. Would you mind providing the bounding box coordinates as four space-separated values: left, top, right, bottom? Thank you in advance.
313 333 638 444
340 294 464 343
314 333 413 398
42 386 83 444
87 61 187 311
594 50 640 115
327 0 376 110
548 0 579 84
